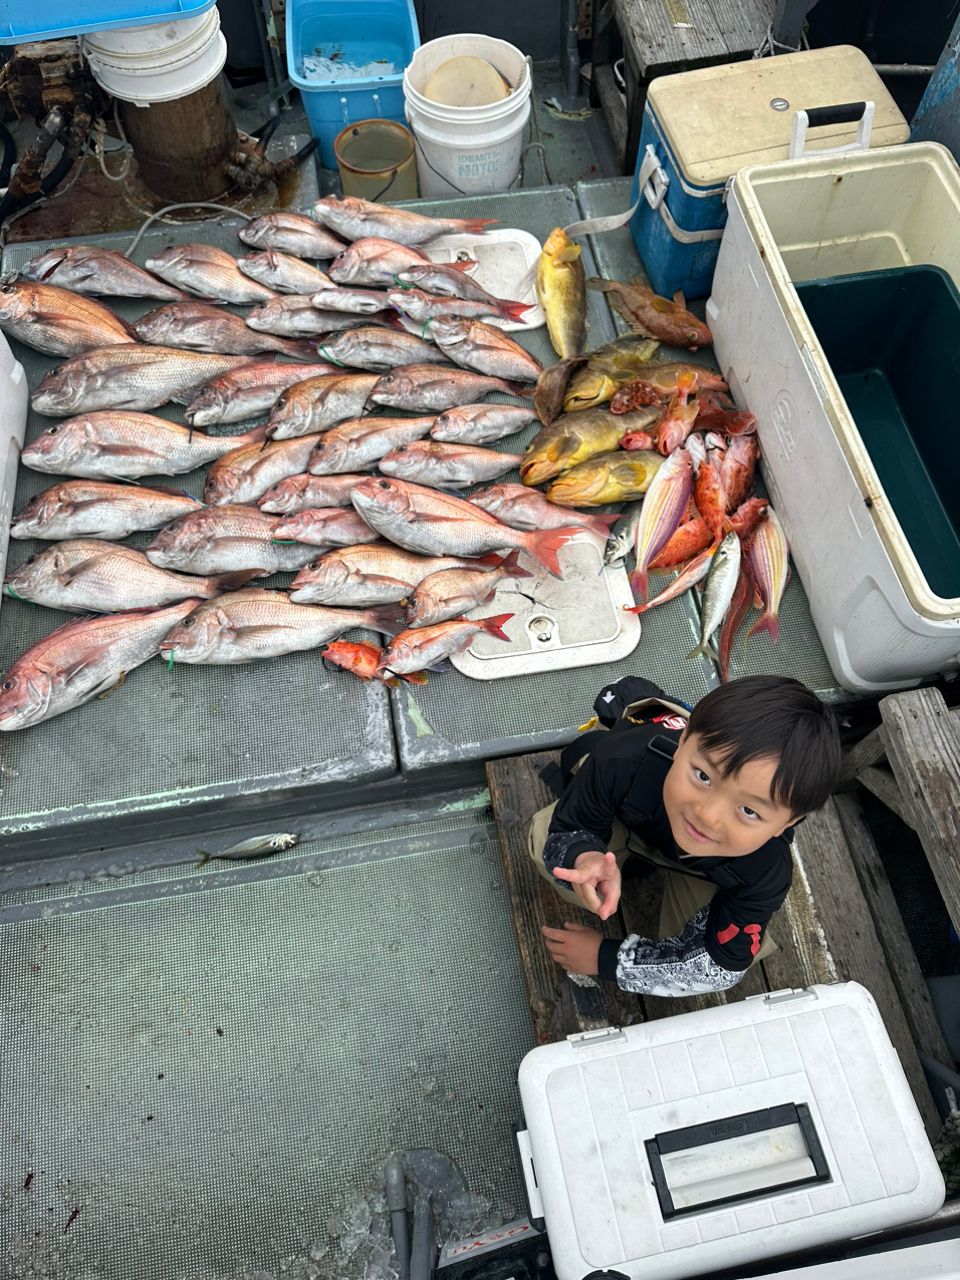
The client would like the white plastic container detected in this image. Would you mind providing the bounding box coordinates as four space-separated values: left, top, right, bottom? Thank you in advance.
517 983 944 1280
82 9 227 106
403 34 531 198
0 332 30 623
706 142 960 693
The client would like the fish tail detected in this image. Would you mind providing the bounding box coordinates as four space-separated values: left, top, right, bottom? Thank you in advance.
686 638 719 663
366 604 406 636
497 300 534 322
525 526 581 578
212 569 260 592
628 567 649 601
461 218 497 234
284 339 322 362
747 611 780 645
498 549 533 579
479 612 514 641
237 423 269 446
504 379 534 399
450 258 479 273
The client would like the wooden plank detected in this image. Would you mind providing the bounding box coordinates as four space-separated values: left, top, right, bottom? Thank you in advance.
833 791 952 1070
486 752 641 1044
594 63 629 170
614 0 729 78
880 689 960 935
777 799 940 1138
859 763 915 828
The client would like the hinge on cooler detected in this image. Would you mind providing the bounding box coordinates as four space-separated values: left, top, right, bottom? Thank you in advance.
568 1025 626 1047
746 986 820 1006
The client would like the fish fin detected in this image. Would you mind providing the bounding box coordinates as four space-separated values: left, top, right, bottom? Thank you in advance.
554 244 581 264
673 289 687 307
95 670 127 699
460 218 498 234
449 259 479 273
211 569 260 592
54 556 104 586
526 526 582 578
427 659 451 672
497 300 534 322
400 670 429 685
585 278 613 292
365 604 406 636
148 484 204 502
497 549 532 579
475 552 507 568
478 612 514 641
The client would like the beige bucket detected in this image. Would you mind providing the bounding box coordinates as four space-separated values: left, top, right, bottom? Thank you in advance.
334 119 419 203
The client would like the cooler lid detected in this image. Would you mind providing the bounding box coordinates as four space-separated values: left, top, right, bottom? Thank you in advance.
648 45 909 187
516 983 944 1280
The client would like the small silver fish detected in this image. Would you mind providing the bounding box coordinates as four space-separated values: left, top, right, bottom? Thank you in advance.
687 530 741 662
604 501 644 566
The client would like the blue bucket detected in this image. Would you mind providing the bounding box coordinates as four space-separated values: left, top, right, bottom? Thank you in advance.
286 0 420 169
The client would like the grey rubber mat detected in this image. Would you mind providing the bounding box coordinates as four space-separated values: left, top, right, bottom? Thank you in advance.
1 794 536 1280
576 178 845 702
387 186 716 770
0 225 395 851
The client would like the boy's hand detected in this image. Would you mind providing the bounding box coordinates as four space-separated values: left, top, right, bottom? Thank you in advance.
553 851 621 920
542 922 602 976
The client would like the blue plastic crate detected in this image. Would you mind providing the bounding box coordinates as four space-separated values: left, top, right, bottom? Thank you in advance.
0 0 217 44
286 0 420 169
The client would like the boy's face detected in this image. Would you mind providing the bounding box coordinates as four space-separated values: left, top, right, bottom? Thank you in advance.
662 729 799 857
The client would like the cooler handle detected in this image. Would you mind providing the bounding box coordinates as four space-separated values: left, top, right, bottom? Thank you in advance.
514 1128 546 1230
639 143 669 210
790 100 875 159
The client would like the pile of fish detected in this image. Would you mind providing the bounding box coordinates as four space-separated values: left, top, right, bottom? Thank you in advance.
0 199 792 730
0 196 609 731
525 262 790 678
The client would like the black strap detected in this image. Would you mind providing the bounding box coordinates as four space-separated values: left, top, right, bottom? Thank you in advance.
538 760 565 798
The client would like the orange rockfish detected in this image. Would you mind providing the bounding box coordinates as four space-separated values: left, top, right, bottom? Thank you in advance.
323 639 427 685
586 278 712 350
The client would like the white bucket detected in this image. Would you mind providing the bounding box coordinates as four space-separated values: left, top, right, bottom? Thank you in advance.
403 34 531 198
82 10 227 107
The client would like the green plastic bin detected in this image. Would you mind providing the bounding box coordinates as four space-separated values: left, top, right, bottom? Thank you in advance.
796 265 960 601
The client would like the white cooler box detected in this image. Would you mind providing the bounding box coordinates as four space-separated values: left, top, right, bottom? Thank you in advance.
706 141 960 694
517 983 944 1280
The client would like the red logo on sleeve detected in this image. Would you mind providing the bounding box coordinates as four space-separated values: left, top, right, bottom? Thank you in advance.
716 922 763 955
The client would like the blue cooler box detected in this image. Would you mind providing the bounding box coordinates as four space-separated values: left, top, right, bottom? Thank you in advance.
629 45 909 300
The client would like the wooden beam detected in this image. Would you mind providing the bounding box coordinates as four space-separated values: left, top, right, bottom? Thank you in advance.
486 752 641 1044
833 791 952 1071
880 689 960 935
778 799 940 1138
859 764 915 827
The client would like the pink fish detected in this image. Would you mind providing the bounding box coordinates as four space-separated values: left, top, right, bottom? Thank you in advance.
629 445 694 600
744 508 789 644
625 545 714 615
656 370 700 455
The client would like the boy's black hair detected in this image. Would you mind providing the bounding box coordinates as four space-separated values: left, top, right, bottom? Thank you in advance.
685 675 841 816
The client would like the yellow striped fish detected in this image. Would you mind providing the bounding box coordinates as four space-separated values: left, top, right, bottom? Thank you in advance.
745 508 790 643
629 445 693 600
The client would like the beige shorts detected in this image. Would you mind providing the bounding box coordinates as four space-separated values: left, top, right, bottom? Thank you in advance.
526 800 776 962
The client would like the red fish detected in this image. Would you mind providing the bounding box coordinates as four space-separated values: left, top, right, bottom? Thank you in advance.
717 564 755 682
656 370 700 455
323 639 427 686
620 429 656 452
649 515 712 570
720 435 761 513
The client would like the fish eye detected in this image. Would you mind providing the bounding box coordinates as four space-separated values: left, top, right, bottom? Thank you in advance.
309 558 321 569
377 479 390 489
1 678 14 691
1 283 14 294
183 617 195 628
46 426 60 435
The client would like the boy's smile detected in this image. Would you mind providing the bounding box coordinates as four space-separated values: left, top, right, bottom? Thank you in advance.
663 729 799 858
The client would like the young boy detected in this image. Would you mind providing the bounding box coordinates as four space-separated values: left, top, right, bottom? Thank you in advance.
527 674 841 997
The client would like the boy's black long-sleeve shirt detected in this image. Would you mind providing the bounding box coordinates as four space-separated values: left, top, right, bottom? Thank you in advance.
542 713 794 996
